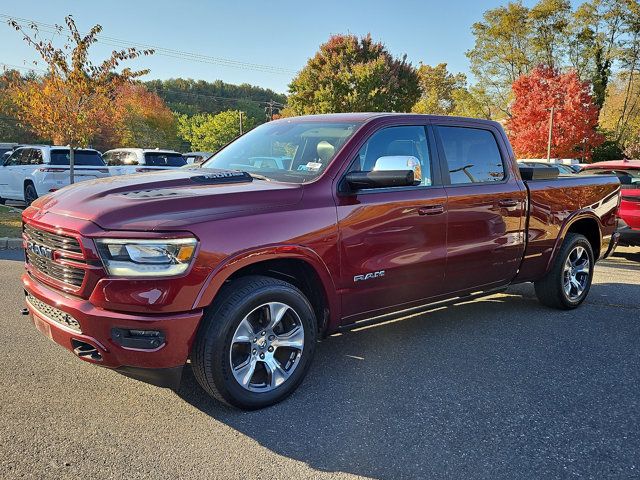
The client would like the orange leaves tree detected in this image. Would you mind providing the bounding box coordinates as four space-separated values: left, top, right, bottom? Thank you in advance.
507 66 603 159
7 16 153 147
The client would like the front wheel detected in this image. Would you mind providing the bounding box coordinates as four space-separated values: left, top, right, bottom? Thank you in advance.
191 275 317 409
534 233 594 309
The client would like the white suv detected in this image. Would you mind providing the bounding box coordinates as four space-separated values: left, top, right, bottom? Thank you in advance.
0 146 109 205
102 148 186 176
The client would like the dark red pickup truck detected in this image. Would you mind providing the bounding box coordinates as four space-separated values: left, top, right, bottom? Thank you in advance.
22 113 620 409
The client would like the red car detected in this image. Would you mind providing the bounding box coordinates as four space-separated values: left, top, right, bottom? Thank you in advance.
21 114 620 409
581 160 640 246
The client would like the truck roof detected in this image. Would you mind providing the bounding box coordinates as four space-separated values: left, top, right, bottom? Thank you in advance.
273 112 503 127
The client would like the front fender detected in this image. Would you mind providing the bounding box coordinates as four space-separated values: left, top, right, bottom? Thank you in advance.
192 245 341 331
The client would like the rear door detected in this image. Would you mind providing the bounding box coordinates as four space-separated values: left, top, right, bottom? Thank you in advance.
434 122 526 293
336 123 448 323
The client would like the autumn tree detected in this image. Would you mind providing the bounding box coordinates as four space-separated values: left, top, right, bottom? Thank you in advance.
0 69 44 143
600 72 640 151
285 34 419 115
178 110 254 151
507 66 603 159
6 16 153 147
106 83 181 151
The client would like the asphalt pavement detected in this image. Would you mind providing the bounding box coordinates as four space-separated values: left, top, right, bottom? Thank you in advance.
1 247 639 479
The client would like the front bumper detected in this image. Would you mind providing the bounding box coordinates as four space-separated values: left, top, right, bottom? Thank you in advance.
22 272 203 388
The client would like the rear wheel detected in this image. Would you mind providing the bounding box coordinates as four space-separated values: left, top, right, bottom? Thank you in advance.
192 275 317 409
24 183 38 206
534 233 594 309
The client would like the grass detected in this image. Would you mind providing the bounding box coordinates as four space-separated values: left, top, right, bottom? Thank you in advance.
0 204 22 238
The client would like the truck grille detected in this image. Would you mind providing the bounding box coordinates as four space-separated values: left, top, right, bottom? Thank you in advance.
23 224 82 253
23 224 86 289
26 293 82 332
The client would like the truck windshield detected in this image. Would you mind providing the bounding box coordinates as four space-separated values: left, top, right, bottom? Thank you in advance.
50 150 105 166
202 120 361 183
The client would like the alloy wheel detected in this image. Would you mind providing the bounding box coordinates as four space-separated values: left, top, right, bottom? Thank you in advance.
562 245 590 301
229 302 305 392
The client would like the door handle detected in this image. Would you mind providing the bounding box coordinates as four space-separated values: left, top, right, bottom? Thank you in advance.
418 204 445 216
498 199 520 208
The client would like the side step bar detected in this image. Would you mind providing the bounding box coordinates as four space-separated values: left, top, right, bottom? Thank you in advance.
337 286 508 332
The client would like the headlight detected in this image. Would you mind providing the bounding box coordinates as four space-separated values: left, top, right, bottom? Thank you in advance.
95 238 197 277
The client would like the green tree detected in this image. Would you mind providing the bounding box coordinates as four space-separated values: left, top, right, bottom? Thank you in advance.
412 63 467 115
529 0 571 69
467 1 532 115
178 110 254 151
286 34 420 115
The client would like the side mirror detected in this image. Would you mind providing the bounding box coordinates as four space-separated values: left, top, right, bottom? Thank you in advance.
345 170 415 190
373 156 422 183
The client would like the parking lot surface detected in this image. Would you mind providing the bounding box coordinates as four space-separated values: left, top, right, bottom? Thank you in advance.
1 247 639 479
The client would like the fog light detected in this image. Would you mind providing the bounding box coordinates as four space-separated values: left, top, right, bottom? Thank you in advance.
111 328 165 350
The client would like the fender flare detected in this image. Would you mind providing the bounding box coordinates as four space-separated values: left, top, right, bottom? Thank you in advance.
545 210 602 273
192 244 341 331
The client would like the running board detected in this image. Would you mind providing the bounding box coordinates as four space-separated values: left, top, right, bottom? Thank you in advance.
337 286 508 332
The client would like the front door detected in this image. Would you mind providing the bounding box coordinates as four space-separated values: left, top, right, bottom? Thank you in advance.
434 124 526 293
336 125 448 323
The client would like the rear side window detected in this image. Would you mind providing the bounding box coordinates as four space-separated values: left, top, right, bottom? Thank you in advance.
437 126 505 184
144 153 186 167
104 151 139 166
50 150 105 166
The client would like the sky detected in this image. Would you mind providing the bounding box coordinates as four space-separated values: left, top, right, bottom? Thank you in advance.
0 0 581 94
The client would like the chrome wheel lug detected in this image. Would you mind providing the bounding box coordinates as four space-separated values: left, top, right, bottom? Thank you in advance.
259 352 265 359
261 331 266 336
268 346 274 352
252 349 256 355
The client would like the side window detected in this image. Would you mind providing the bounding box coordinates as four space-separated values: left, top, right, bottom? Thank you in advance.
17 149 31 166
437 126 505 184
348 126 432 187
30 149 43 165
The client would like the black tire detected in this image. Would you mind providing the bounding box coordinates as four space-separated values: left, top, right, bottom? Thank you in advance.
534 233 595 309
24 183 38 206
0 197 5 205
192 275 317 409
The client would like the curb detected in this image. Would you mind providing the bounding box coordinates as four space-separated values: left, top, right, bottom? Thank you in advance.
0 238 23 250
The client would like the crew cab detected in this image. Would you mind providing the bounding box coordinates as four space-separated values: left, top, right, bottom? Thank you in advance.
0 146 109 206
103 148 186 176
580 159 640 246
21 114 620 409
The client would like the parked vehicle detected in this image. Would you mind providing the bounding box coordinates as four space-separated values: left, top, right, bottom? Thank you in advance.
102 148 186 175
0 146 108 205
183 151 213 165
0 142 20 159
518 160 577 175
22 113 620 409
580 159 640 246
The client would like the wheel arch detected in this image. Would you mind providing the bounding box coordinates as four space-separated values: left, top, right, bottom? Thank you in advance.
193 246 340 335
546 212 602 273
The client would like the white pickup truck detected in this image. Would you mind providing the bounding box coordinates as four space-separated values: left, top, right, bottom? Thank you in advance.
0 146 109 205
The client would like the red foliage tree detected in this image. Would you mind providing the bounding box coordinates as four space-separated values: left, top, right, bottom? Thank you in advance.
507 66 603 160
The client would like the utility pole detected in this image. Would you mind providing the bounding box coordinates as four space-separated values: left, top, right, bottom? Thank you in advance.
68 144 75 184
547 106 554 162
239 111 243 135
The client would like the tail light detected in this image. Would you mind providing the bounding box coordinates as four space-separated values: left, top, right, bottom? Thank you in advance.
37 168 66 173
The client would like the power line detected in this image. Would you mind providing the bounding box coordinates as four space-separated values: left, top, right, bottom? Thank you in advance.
0 14 297 75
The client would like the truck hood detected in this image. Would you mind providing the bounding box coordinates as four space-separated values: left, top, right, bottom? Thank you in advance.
31 169 303 231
